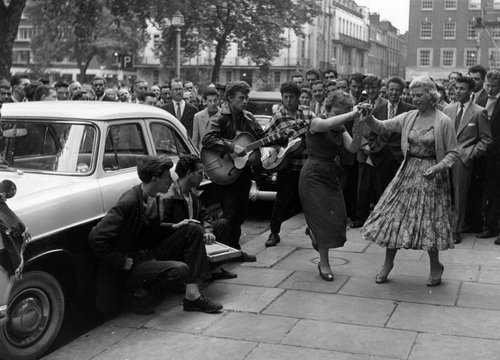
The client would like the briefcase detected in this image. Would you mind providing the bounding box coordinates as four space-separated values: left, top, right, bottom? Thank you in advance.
205 241 241 262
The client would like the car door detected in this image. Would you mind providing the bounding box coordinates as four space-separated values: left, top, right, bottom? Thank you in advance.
97 120 151 213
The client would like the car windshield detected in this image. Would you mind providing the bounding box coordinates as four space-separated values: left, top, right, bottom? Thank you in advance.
0 120 97 174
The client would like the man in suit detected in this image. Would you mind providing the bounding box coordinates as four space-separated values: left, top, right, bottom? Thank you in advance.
469 65 488 105
443 76 492 244
369 76 416 201
478 70 500 242
351 75 387 228
192 88 221 150
310 80 326 116
161 79 199 138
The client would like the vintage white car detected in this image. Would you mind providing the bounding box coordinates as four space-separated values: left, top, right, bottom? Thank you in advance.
0 101 219 360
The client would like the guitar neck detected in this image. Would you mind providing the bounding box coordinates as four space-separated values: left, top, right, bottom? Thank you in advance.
245 132 283 152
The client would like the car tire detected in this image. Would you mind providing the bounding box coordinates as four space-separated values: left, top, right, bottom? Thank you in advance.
0 271 65 360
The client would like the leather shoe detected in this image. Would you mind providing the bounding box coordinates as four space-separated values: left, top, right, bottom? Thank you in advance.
239 251 256 262
453 232 462 244
317 263 333 282
183 295 223 313
494 237 500 245
265 233 280 247
212 268 237 280
477 230 499 239
349 221 364 229
427 264 444 287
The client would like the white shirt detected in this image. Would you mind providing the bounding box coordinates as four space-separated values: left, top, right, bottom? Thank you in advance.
173 100 186 118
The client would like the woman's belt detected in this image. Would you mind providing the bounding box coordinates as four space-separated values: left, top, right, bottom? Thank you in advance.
410 154 435 160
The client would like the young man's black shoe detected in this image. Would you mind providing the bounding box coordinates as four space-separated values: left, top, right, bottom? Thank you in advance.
265 233 280 247
183 295 223 313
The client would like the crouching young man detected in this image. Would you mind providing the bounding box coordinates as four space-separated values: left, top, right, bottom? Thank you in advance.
88 155 222 315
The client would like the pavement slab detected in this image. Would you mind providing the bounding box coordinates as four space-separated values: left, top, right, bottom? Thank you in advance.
241 245 297 268
200 282 285 313
409 333 500 360
215 266 294 287
246 343 371 360
91 330 256 360
339 275 460 306
42 325 135 360
203 312 298 343
263 289 397 327
438 248 500 266
278 270 349 293
145 306 224 334
282 319 417 359
477 264 500 284
388 302 500 339
457 281 500 310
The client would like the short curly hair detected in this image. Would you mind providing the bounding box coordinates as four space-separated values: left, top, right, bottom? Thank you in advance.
175 154 202 178
409 76 439 105
224 81 251 101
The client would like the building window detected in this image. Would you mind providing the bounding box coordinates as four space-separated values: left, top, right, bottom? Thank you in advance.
418 48 432 67
489 48 500 68
420 22 432 39
421 0 433 10
444 0 457 9
441 49 456 67
16 28 33 41
443 22 456 39
226 71 232 82
492 26 500 39
465 49 479 67
495 0 500 10
274 72 281 83
469 0 481 9
467 21 478 39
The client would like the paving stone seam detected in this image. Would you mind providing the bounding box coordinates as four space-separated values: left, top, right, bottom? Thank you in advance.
454 281 464 307
383 301 401 328
388 325 500 342
87 327 142 360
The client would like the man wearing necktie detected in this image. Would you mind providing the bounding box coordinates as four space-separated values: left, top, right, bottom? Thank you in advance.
477 70 500 243
161 79 199 138
443 76 491 244
468 64 488 105
368 76 415 202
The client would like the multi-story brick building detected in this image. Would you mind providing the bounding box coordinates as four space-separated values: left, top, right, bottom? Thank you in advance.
407 0 500 81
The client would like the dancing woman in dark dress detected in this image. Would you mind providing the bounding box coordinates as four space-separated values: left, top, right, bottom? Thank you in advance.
299 98 367 281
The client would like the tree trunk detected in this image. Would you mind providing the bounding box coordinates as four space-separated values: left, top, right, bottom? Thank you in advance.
0 0 27 79
210 38 227 84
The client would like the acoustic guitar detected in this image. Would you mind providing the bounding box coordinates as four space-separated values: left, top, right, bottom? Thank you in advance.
261 121 309 172
201 130 289 185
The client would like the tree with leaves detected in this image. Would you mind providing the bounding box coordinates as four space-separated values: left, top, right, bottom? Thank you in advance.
154 0 321 84
0 0 27 80
25 0 151 82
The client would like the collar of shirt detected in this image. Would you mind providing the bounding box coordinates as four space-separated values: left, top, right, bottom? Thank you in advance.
459 100 470 112
388 101 399 110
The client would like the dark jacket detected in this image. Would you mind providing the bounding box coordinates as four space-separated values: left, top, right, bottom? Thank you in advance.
160 181 213 235
161 101 199 138
368 101 416 167
201 104 265 154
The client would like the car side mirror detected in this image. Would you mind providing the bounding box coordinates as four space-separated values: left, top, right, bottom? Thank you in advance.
0 180 16 199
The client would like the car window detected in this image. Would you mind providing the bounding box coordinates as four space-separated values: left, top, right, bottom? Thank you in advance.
150 122 191 160
103 123 147 171
0 121 97 174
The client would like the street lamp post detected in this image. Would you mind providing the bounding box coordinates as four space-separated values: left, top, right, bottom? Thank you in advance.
171 11 185 79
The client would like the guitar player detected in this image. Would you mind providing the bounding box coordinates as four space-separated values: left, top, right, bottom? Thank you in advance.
263 82 315 247
202 81 274 262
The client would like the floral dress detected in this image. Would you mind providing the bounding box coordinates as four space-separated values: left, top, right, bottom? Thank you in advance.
360 127 454 250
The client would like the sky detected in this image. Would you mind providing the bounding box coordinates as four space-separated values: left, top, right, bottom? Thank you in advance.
355 0 410 33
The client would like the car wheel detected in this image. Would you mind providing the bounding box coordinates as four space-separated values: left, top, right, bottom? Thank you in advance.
0 271 65 360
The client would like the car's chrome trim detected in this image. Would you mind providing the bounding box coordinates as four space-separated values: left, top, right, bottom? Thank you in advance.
0 305 8 324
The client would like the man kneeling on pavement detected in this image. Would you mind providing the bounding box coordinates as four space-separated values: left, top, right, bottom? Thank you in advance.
159 154 237 281
89 155 223 315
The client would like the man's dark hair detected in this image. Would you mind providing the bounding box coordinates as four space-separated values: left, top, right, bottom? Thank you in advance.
160 84 171 91
300 87 312 97
291 73 303 80
448 71 463 79
280 81 301 97
387 76 406 89
305 69 321 79
203 88 219 100
215 83 226 91
91 76 105 84
34 86 56 101
38 77 50 85
138 91 156 102
350 73 365 85
0 79 10 89
468 64 487 80
55 80 69 89
324 69 338 78
25 81 42 101
455 76 476 91
363 75 381 87
10 73 29 87
311 80 324 88
224 80 251 101
325 80 337 89
175 154 202 178
137 155 173 183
